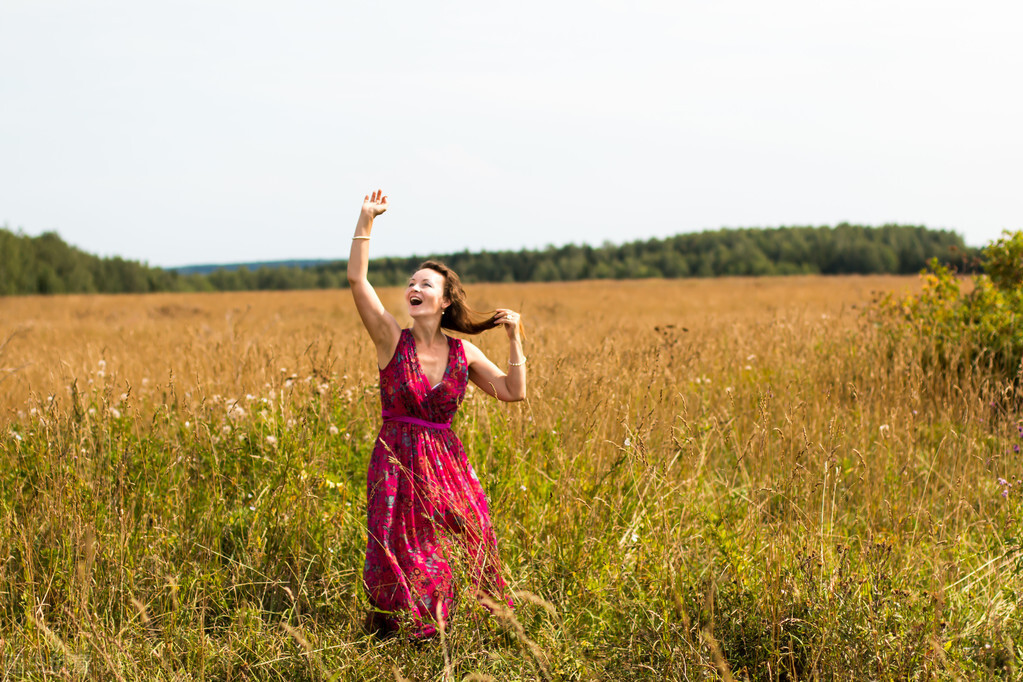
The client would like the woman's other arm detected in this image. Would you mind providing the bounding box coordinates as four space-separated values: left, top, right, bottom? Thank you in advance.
464 309 526 402
347 190 400 365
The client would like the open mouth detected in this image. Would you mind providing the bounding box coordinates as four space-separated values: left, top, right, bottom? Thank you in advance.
410 296 423 306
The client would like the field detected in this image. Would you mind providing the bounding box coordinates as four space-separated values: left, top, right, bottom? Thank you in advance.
2 275 1021 680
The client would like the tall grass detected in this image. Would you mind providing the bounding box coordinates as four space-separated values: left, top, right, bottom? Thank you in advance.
2 276 1020 680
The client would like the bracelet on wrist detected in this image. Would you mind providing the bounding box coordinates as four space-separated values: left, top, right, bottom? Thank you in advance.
352 235 370 240
508 357 526 367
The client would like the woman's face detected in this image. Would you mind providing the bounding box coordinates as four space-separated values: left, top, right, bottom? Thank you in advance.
406 269 449 319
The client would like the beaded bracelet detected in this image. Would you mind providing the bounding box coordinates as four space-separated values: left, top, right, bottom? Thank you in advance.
508 358 526 366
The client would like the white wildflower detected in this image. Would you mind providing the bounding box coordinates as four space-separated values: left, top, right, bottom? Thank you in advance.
109 407 121 418
184 421 190 428
266 435 277 445
520 485 527 492
328 425 339 436
623 437 632 447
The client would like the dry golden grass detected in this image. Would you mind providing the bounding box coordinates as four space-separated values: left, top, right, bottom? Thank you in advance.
5 274 1021 681
0 275 917 418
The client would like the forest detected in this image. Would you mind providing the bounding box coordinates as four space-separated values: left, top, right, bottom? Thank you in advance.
0 223 977 295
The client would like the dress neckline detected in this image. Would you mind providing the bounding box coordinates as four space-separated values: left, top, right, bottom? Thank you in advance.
406 328 453 394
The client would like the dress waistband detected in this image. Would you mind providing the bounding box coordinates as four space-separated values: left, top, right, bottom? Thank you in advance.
382 409 451 430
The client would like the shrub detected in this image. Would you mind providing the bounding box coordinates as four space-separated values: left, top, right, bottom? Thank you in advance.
875 230 1023 383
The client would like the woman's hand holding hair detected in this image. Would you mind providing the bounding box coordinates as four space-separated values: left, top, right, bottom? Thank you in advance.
494 309 522 341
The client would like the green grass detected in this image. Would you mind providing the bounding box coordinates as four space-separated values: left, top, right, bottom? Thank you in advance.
2 307 1023 680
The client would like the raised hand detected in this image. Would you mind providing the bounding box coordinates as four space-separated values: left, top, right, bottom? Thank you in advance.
362 189 389 219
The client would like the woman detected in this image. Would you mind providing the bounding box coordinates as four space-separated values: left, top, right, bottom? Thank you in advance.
348 189 525 638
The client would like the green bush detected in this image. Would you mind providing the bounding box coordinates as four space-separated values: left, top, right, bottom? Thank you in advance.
876 230 1023 382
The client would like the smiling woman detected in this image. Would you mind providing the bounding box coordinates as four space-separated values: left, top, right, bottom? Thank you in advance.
346 190 525 639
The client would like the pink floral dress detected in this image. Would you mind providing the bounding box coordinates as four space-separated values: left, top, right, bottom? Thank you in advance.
363 328 510 637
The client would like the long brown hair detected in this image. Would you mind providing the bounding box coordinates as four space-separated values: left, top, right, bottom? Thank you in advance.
418 260 498 335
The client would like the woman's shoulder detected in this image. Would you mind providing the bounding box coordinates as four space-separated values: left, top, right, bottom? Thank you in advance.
458 337 484 364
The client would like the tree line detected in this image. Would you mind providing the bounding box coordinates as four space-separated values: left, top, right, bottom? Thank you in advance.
1 223 978 296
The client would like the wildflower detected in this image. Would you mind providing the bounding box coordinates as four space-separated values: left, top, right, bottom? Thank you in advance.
624 437 632 447
879 424 890 435
109 407 121 418
631 532 639 543
266 435 277 446
284 379 294 389
520 485 527 492
287 418 296 428
222 425 232 434
249 505 256 512
98 359 107 369
245 394 256 401
184 421 190 429
746 354 756 361
88 408 96 416
10 431 21 442
329 425 339 436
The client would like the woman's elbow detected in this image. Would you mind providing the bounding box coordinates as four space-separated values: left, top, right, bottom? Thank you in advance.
504 389 526 403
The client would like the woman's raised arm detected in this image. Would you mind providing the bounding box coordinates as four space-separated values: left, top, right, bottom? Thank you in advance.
347 190 400 365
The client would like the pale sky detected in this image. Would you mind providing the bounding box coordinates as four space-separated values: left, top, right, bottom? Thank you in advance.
2 1 1021 267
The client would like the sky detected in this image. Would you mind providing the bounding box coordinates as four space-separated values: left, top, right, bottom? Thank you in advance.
2 1 1021 268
